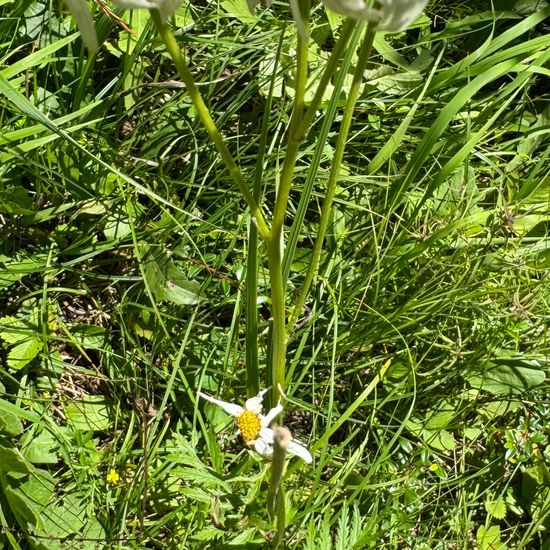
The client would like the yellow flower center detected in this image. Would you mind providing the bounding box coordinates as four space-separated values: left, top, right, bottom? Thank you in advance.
236 410 261 443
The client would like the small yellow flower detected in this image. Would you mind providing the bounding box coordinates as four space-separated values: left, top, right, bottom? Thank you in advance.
106 468 120 485
197 388 312 463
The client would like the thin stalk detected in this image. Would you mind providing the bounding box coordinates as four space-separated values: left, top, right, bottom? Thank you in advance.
245 32 285 398
297 18 356 140
289 22 377 329
150 11 270 241
267 0 310 406
282 23 363 284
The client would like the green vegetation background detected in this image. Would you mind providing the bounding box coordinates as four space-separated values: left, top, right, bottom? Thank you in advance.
0 0 549 548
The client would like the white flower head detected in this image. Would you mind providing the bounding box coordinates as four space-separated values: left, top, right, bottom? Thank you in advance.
197 388 313 463
321 0 428 32
112 0 182 23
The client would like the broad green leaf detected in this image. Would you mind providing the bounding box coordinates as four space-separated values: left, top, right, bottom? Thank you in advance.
70 324 107 349
0 316 28 343
18 469 56 508
467 359 545 395
64 396 111 432
221 0 258 22
0 254 48 290
4 486 43 532
7 337 43 370
422 429 456 452
41 493 87 538
0 411 24 436
21 431 59 464
0 398 41 423
0 446 33 473
140 243 201 305
477 525 507 550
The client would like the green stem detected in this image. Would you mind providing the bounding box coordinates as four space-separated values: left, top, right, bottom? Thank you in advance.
245 31 285 399
150 10 270 241
268 1 310 405
297 18 356 140
289 22 377 329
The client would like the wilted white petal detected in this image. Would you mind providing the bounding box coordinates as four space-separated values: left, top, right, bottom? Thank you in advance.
112 0 182 23
288 440 313 463
156 0 182 22
246 0 259 14
64 0 99 52
113 0 158 8
289 0 308 41
244 387 269 414
321 0 427 32
261 402 283 427
321 0 381 21
197 392 243 417
378 0 428 31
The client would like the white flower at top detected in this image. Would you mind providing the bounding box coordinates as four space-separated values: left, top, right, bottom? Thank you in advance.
111 0 182 23
322 0 429 32
197 388 313 463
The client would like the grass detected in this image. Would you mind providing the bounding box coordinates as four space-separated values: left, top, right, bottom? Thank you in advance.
1 0 550 548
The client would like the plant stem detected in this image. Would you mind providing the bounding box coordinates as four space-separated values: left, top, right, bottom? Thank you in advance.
245 34 285 399
289 22 377 329
150 11 270 241
267 1 310 405
297 18 356 140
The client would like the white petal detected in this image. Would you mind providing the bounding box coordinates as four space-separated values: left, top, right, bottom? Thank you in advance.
261 402 283 427
258 427 275 443
197 392 243 417
378 0 428 32
253 436 273 458
322 0 381 21
244 387 269 414
112 0 182 23
288 440 313 463
112 0 158 8
156 0 182 23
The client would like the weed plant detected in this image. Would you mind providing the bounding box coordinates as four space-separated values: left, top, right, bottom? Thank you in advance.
0 0 550 548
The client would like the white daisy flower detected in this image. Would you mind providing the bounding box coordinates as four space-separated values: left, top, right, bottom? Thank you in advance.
197 388 313 463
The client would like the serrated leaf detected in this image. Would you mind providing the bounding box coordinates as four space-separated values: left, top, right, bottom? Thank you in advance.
180 487 213 505
227 527 260 545
7 337 42 369
477 525 507 550
485 495 507 520
175 466 232 494
0 316 28 343
192 525 225 541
